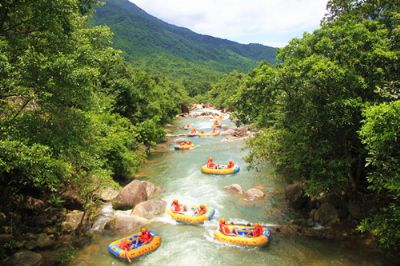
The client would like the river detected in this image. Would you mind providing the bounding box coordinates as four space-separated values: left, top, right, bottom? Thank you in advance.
72 108 386 266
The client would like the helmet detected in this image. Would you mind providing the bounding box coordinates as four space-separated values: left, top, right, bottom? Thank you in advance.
208 157 213 160
141 227 147 233
229 160 233 162
220 218 225 223
173 199 178 203
200 204 205 208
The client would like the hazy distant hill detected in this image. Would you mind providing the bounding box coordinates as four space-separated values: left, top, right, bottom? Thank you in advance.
92 0 277 95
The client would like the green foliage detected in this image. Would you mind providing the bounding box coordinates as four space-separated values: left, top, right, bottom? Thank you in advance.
0 0 186 216
201 71 245 110
91 0 277 96
207 0 400 251
0 140 70 193
357 101 400 250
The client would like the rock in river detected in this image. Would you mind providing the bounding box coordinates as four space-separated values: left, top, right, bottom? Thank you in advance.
131 199 166 219
105 215 149 234
112 180 162 210
224 184 243 194
96 187 119 202
244 188 265 201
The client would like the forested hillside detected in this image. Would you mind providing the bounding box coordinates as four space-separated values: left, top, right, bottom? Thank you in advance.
204 0 400 252
0 0 189 259
91 0 277 95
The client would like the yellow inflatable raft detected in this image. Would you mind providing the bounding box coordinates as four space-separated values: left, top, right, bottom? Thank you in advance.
108 231 161 262
197 131 220 137
174 143 194 150
201 165 240 175
214 225 272 247
167 208 215 224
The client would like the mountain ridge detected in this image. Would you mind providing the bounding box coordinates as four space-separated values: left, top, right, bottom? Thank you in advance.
92 0 277 95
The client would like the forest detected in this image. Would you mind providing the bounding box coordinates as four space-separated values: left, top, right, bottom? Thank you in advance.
202 0 400 251
0 0 189 259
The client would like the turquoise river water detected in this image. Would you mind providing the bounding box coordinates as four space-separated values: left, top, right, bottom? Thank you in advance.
72 108 387 266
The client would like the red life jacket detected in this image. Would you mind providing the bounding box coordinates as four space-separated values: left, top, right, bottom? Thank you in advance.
140 231 152 243
227 162 234 168
120 239 130 250
207 160 216 168
219 223 231 235
252 226 263 237
171 202 181 212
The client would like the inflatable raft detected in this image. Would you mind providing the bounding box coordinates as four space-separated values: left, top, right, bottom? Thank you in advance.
167 208 215 224
214 225 272 247
197 131 220 137
108 231 161 262
201 165 240 175
174 143 194 150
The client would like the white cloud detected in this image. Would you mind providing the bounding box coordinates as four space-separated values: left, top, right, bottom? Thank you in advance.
129 0 328 47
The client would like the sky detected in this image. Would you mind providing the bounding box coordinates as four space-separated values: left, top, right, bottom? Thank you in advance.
129 0 329 47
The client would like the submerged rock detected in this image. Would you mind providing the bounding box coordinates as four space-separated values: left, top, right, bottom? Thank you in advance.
3 251 43 266
131 199 166 218
104 215 149 234
224 184 243 194
244 188 265 201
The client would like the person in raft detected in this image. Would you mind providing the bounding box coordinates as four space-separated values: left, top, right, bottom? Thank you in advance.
180 141 186 146
194 204 207 216
200 130 205 134
211 127 218 133
226 160 235 169
219 218 238 236
246 223 263 237
119 238 133 263
213 120 220 126
190 128 197 134
133 227 153 248
207 157 218 169
171 199 186 213
187 140 192 145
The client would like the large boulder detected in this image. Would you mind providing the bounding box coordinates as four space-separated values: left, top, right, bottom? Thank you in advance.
313 202 339 226
131 199 166 218
142 181 162 198
285 182 309 209
221 129 235 136
62 186 84 210
112 180 148 210
61 210 84 233
35 233 55 249
3 251 43 266
96 188 119 202
244 188 265 201
232 128 248 137
224 184 243 194
104 215 149 234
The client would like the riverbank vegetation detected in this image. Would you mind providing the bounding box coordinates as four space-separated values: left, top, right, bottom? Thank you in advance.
0 0 189 259
203 0 400 252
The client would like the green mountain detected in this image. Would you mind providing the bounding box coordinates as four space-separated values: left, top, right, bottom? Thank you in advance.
92 0 277 95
